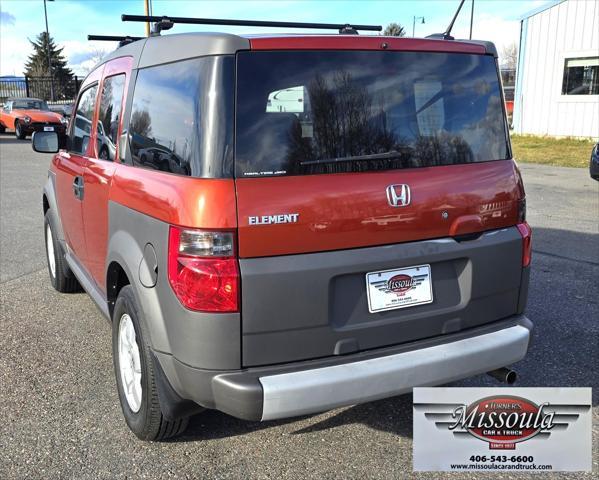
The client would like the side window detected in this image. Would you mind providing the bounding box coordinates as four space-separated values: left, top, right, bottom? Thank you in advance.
128 61 195 176
128 56 234 178
70 85 98 155
97 74 126 161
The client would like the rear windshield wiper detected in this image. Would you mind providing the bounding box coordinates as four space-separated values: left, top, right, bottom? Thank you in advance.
300 150 409 166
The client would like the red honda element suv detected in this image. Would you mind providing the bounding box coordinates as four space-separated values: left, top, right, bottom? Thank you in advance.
33 19 533 441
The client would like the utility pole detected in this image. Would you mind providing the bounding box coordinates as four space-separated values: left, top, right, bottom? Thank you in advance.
469 0 475 40
43 0 55 101
144 0 150 37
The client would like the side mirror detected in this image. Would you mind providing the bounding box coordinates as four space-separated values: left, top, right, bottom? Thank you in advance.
32 131 59 153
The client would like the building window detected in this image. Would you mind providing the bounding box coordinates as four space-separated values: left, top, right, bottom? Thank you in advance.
562 57 599 95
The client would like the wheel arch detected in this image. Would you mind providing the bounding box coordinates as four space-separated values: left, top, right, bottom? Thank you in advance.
105 223 171 356
43 193 50 215
105 228 142 321
106 260 131 319
43 173 66 244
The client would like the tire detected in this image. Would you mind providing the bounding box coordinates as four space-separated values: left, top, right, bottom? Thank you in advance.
0 124 5 133
15 122 26 140
112 285 189 441
44 211 81 293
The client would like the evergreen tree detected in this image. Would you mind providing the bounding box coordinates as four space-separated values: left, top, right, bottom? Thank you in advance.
24 32 74 99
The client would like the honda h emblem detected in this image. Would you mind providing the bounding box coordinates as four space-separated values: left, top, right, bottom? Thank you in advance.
386 184 411 207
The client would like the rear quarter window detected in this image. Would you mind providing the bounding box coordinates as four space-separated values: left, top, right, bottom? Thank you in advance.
236 50 509 177
127 56 234 178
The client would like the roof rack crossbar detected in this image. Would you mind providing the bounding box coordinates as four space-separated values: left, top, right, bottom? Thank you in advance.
121 14 382 34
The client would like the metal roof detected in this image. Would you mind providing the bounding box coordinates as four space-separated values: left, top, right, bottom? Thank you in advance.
519 0 565 21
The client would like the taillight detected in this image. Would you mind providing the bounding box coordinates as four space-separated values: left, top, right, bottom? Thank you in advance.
168 226 239 312
516 222 532 267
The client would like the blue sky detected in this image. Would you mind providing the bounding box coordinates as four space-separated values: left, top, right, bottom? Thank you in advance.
0 0 553 76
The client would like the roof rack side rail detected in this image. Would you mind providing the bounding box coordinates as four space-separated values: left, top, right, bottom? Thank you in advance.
121 14 382 35
88 35 143 47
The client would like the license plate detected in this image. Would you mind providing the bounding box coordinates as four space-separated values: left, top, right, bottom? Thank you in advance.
43 126 54 132
366 264 433 313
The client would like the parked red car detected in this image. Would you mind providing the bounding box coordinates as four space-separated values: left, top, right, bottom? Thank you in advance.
0 97 67 139
32 21 532 441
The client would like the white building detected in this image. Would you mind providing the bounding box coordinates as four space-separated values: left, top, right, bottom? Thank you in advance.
513 0 599 138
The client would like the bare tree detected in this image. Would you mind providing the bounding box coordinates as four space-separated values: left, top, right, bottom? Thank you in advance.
501 42 518 70
384 23 406 37
81 47 109 74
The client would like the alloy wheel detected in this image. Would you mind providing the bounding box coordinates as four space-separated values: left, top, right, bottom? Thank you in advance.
118 313 142 413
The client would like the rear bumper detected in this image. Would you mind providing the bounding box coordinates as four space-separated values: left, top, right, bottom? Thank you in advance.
155 314 532 421
260 322 530 420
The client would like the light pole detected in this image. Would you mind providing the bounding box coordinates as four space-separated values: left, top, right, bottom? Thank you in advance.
43 0 55 101
469 0 475 39
412 16 425 38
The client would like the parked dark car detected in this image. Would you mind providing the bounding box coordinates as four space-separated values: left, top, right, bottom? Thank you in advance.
590 142 599 180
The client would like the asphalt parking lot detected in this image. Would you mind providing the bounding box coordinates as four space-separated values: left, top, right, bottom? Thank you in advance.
0 134 597 479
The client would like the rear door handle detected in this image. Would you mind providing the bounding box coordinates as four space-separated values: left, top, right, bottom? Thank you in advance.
73 176 84 200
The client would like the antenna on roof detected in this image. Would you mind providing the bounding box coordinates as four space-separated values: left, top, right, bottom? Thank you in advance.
426 0 467 40
88 35 143 47
442 0 466 40
121 14 382 35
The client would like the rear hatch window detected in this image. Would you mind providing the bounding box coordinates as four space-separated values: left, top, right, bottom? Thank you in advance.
235 50 509 177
